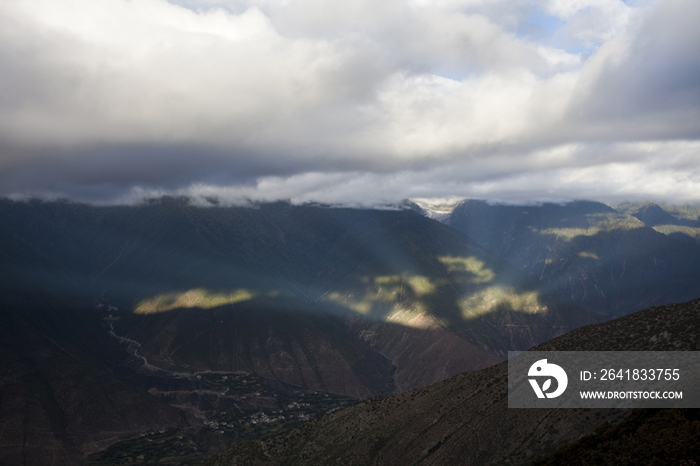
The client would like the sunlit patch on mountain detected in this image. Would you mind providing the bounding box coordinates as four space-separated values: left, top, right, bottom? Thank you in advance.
134 288 259 314
322 274 438 317
534 213 645 240
439 256 495 283
577 251 599 260
459 287 543 320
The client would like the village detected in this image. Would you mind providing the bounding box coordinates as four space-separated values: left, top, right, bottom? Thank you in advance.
87 370 356 465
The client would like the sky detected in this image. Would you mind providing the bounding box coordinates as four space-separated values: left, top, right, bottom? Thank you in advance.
1 0 699 206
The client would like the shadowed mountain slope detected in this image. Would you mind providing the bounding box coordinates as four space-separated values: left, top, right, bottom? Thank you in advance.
0 198 594 394
0 214 184 466
0 198 597 464
446 200 700 316
614 201 700 244
614 201 700 228
205 298 700 466
530 408 700 466
0 295 183 466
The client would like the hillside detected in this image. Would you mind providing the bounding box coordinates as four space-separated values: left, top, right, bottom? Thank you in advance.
0 296 183 466
614 201 700 243
0 198 594 384
0 198 595 464
0 211 184 466
445 200 700 316
205 298 700 466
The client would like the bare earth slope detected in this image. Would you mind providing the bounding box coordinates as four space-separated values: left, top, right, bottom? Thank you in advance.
206 298 700 466
0 299 183 466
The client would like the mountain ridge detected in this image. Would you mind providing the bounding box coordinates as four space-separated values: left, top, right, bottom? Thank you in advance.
205 297 700 466
443 199 700 316
0 197 595 465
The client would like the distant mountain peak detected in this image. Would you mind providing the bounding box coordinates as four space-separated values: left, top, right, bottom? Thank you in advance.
406 197 465 221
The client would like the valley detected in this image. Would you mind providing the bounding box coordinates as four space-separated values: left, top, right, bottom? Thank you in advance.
1 197 699 465
86 370 357 465
206 297 700 466
3 0 698 464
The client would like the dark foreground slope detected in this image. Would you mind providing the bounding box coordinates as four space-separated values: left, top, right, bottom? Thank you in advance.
530 408 700 466
206 298 700 466
446 200 700 316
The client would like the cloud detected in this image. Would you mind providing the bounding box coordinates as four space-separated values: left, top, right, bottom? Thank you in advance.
566 0 700 137
0 0 698 205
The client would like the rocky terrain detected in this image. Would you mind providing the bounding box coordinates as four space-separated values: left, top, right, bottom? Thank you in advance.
0 198 595 465
445 200 700 316
205 298 700 466
4 198 699 465
0 300 183 466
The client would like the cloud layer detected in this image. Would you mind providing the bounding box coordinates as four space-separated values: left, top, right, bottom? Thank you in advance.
1 0 699 205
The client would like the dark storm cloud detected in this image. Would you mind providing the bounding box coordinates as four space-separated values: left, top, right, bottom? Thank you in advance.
0 143 392 202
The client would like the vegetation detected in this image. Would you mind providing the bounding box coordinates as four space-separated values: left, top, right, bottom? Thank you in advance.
87 429 202 465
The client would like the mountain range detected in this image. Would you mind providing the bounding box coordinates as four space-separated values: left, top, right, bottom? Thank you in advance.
205 297 700 466
0 197 593 465
1 197 699 465
436 200 700 316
